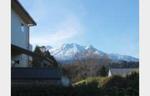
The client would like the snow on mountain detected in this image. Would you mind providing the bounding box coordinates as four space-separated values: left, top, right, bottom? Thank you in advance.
49 43 86 61
46 43 139 62
85 45 106 56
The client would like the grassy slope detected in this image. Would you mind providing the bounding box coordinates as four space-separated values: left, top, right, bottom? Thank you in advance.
73 76 110 87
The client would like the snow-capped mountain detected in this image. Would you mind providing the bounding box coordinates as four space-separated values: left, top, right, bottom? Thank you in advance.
49 43 86 60
46 43 139 63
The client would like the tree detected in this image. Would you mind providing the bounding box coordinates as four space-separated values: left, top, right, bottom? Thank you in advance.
34 46 43 56
32 46 59 68
32 46 43 67
44 51 50 57
98 65 108 77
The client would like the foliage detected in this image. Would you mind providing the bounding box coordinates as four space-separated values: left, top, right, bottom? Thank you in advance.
110 61 139 68
62 60 138 83
32 46 43 67
73 72 139 96
97 65 108 77
62 63 109 83
32 46 58 67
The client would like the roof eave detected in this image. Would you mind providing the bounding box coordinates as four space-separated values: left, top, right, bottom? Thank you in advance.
12 0 37 26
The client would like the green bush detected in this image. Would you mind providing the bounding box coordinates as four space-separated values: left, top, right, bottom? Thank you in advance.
73 73 139 96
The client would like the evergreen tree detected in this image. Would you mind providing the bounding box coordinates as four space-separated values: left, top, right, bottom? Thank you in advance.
98 65 108 77
34 46 43 56
32 46 43 67
32 46 58 68
44 50 58 67
44 51 51 57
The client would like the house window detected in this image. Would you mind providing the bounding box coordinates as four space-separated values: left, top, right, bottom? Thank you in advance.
21 23 25 32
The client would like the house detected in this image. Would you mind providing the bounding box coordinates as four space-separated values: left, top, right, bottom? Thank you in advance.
108 68 139 77
11 0 36 67
11 0 70 89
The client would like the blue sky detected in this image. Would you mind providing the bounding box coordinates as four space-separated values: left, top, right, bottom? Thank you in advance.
19 0 139 57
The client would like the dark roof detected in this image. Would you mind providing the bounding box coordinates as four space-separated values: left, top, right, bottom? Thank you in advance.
11 68 62 80
11 44 54 64
12 0 36 26
110 68 139 77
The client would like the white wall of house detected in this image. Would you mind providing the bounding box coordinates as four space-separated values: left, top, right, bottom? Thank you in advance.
11 9 30 67
12 54 29 67
11 9 29 49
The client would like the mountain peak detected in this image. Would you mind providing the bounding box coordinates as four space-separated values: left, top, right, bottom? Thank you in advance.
48 43 138 62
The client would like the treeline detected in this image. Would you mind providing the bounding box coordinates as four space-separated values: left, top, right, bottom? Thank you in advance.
110 60 139 68
62 60 139 83
62 63 109 83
